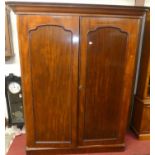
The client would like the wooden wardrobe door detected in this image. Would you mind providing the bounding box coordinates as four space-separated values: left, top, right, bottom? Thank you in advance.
78 17 141 146
17 15 79 148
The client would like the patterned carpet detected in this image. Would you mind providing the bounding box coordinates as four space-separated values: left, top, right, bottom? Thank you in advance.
7 131 150 155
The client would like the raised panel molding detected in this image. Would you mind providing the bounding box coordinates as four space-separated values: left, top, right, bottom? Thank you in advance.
27 16 78 34
28 24 73 34
83 27 128 141
87 26 128 35
28 25 73 144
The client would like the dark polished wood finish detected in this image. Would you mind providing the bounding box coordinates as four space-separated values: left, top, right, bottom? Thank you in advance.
6 2 148 16
17 15 79 148
131 10 150 140
6 2 149 154
79 17 141 146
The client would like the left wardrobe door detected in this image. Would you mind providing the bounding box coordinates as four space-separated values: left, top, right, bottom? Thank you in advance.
17 15 79 148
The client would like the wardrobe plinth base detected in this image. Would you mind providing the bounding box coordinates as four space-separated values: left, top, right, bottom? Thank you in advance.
26 144 125 155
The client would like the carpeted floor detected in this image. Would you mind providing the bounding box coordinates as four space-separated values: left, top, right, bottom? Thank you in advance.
5 126 25 154
7 131 150 155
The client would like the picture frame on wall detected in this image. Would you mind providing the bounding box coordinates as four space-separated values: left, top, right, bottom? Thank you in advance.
5 6 14 59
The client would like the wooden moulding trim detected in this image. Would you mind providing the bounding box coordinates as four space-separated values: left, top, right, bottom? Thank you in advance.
138 133 150 140
25 143 125 154
26 143 125 150
135 96 150 105
130 125 150 140
28 24 73 35
6 2 149 15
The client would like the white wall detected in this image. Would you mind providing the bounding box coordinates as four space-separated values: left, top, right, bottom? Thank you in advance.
145 0 150 6
5 11 20 76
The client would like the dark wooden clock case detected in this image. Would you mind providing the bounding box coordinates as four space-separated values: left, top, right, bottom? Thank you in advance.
6 2 149 154
5 73 24 128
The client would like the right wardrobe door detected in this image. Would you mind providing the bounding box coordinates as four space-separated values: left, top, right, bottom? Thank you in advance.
78 17 141 146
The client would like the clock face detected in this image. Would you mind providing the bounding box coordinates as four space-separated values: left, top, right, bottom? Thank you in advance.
8 82 21 94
